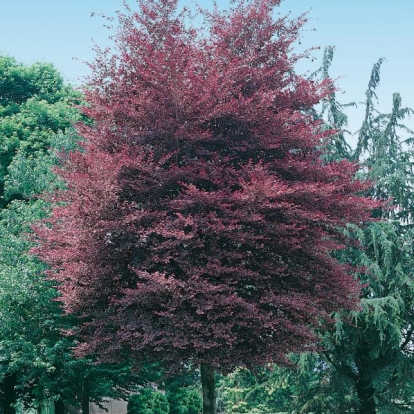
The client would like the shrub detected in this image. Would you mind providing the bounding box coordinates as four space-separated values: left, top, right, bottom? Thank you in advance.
127 388 169 414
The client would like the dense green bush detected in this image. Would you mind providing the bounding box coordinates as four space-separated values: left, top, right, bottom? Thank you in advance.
166 386 202 414
127 389 170 414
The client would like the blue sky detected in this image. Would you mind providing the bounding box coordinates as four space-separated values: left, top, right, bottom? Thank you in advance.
1 0 413 140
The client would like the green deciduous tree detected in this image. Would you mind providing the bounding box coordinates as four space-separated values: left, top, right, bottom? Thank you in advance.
0 55 82 412
0 56 140 412
127 389 170 414
165 373 203 414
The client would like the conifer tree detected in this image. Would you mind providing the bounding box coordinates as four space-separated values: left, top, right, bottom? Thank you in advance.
324 59 414 414
34 2 376 413
281 56 414 414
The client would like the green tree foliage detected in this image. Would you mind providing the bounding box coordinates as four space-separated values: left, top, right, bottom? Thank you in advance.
287 55 414 414
328 60 414 414
165 374 203 414
127 389 170 414
0 56 80 208
0 55 81 411
319 58 414 414
0 56 140 411
217 366 294 413
166 387 202 414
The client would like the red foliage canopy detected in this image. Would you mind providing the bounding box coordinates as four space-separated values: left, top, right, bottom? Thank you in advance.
35 0 376 372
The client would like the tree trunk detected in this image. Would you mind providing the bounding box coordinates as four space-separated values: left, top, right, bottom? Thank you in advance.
201 363 216 414
54 399 65 414
2 373 17 414
82 377 90 414
356 377 376 414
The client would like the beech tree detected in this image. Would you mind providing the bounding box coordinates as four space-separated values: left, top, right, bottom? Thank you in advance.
34 1 376 413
